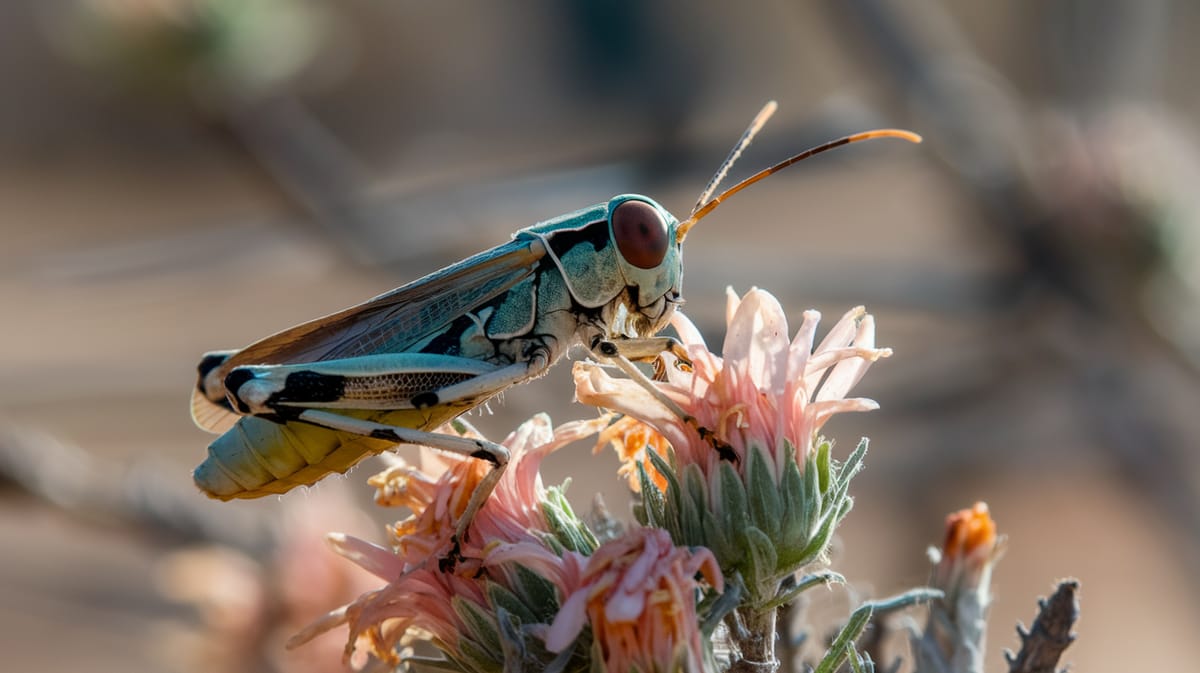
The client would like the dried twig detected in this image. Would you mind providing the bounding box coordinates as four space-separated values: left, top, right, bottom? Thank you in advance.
1005 580 1079 673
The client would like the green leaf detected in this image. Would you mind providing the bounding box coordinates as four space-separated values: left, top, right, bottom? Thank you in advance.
511 564 561 622
718 461 749 536
761 570 845 611
486 582 538 625
542 644 581 673
813 601 873 673
746 446 782 540
847 648 875 673
816 439 832 494
801 450 821 538
457 636 504 673
636 461 665 529
793 501 839 567
453 596 502 656
494 608 528 672
541 489 597 555
681 463 709 545
779 453 807 547
837 439 868 492
814 588 942 673
645 449 683 535
701 507 734 563
741 527 778 599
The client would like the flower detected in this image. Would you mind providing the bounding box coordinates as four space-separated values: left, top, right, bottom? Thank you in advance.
598 414 673 493
916 502 1005 673
290 414 608 669
545 527 723 673
576 287 889 484
574 288 889 605
934 502 1000 596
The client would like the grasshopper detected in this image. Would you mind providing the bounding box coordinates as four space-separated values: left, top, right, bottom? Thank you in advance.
191 101 918 546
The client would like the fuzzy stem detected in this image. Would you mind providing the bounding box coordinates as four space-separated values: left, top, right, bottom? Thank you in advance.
730 605 779 673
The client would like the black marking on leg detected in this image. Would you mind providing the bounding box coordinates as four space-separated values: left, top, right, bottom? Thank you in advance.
224 368 256 413
412 392 439 409
369 428 401 442
439 535 464 573
470 448 501 466
268 371 347 407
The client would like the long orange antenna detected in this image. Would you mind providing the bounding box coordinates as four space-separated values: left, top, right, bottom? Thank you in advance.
676 128 923 243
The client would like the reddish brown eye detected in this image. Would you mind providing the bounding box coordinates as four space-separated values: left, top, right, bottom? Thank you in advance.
612 199 669 269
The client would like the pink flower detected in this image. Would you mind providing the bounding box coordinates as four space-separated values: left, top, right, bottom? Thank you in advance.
366 414 610 564
545 527 723 673
575 288 890 606
290 414 608 668
576 287 890 489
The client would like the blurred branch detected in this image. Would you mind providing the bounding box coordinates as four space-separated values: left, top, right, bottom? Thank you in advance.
220 96 390 266
0 423 276 553
1005 580 1079 673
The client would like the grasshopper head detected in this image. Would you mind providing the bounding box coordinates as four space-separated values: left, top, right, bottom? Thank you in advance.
602 194 683 339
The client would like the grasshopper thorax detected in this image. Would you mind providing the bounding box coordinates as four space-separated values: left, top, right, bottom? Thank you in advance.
519 194 683 344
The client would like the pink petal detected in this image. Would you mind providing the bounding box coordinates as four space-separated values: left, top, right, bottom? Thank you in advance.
723 289 790 394
326 533 401 580
669 310 706 349
725 286 743 327
544 588 591 652
605 589 647 622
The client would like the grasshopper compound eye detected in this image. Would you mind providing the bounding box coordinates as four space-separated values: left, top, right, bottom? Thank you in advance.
612 199 670 269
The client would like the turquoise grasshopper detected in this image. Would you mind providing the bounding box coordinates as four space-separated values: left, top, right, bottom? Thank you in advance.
191 101 919 546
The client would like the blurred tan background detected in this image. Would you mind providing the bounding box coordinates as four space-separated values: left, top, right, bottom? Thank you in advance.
2 1 1199 671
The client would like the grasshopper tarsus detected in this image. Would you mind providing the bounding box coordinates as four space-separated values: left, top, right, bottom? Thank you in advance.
439 536 464 573
470 445 503 466
693 423 740 464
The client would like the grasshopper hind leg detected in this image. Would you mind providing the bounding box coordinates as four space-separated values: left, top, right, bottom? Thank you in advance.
291 408 510 565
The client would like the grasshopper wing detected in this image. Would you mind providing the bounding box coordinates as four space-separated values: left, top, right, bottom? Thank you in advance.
191 389 240 434
191 238 546 433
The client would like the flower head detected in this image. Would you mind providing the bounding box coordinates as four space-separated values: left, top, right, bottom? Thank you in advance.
932 502 1002 604
916 502 1005 673
577 287 889 484
575 288 889 605
546 527 723 673
291 414 607 669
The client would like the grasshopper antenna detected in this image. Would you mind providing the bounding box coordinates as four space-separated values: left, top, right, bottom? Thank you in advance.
691 100 778 217
677 126 923 243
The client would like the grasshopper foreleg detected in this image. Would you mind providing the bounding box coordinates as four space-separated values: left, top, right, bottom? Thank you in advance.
592 339 738 463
